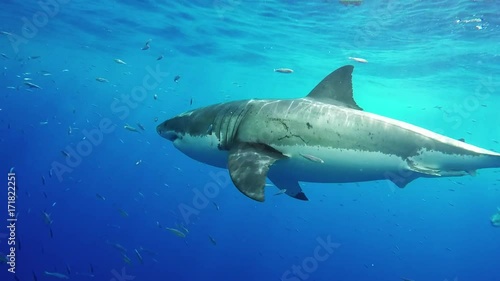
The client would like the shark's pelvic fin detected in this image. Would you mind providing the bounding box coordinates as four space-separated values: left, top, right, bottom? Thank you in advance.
268 174 309 201
228 143 285 202
306 65 362 110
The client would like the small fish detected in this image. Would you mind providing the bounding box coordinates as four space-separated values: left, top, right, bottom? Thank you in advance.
52 202 56 207
299 153 325 163
44 271 69 279
135 160 142 165
89 263 94 273
142 39 152 50
137 123 145 131
1 53 9 59
190 98 193 105
62 69 69 72
29 55 41 60
61 150 70 157
118 208 129 217
274 189 287 196
348 56 368 63
24 82 42 89
122 253 131 264
40 121 48 125
0 31 13 36
213 201 219 210
124 124 140 132
178 224 189 234
33 271 38 281
49 228 53 238
96 77 109 83
274 68 294 74
49 169 53 177
174 75 181 83
23 77 33 81
114 58 127 65
153 93 158 100
42 176 46 185
42 211 53 225
165 227 186 238
107 240 127 252
134 248 144 264
95 193 106 200
156 54 163 60
154 117 159 122
491 208 500 227
68 126 72 135
208 235 217 245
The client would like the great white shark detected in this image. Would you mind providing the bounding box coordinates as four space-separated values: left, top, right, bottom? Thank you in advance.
157 65 500 202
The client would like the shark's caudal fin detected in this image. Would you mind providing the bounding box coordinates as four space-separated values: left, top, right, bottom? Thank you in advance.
306 65 362 110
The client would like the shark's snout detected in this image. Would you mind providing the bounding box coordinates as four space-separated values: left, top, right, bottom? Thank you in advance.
157 121 179 142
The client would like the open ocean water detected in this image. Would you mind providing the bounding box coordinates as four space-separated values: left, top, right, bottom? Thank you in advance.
1 0 500 280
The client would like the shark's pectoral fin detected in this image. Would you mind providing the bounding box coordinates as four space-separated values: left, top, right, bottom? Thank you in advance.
268 174 309 201
228 143 285 202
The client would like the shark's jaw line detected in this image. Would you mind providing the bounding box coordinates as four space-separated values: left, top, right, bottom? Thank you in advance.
157 65 500 202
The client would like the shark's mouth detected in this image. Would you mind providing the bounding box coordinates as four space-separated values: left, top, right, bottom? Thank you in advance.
157 127 179 142
165 131 179 142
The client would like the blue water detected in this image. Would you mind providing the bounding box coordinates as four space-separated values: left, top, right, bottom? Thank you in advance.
1 0 499 280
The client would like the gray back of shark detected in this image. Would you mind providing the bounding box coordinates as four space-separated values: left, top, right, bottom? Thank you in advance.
157 65 500 202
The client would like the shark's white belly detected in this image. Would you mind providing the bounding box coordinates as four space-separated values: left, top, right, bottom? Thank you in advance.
271 145 406 183
173 134 228 168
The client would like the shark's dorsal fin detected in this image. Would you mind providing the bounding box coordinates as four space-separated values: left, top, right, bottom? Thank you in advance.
306 65 362 110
